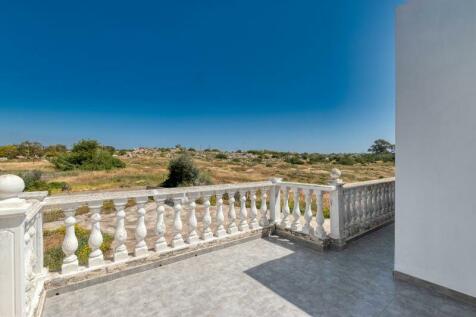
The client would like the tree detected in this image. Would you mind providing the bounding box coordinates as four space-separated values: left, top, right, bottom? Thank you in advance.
0 145 19 159
44 144 67 157
50 139 125 171
17 141 44 158
162 154 212 188
368 139 395 154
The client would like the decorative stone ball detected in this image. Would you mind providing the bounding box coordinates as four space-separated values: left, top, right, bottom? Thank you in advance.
330 168 342 180
0 174 25 196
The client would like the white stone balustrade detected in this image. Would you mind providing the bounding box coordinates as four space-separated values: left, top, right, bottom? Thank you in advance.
0 173 395 317
341 178 395 239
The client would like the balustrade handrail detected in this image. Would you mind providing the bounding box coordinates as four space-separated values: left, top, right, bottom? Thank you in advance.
41 180 275 207
279 181 336 192
342 177 395 189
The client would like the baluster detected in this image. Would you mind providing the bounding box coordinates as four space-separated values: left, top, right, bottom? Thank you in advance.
355 189 363 232
361 188 368 229
88 200 104 267
215 192 227 237
154 197 167 251
302 189 313 234
186 195 199 244
34 212 44 274
387 184 391 218
239 191 249 231
315 190 327 239
171 198 185 248
368 186 375 225
61 204 79 274
259 189 269 227
113 199 129 261
391 182 395 214
249 190 259 229
374 185 379 223
370 186 376 223
291 189 302 231
349 189 357 235
134 197 149 256
227 192 238 234
344 191 350 237
202 195 213 240
24 225 35 314
389 184 393 215
280 187 291 228
378 185 383 221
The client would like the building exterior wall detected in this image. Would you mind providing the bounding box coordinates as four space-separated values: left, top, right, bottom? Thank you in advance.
395 0 476 297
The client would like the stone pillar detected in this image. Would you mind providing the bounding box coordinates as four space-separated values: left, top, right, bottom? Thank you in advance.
329 168 345 247
0 174 32 317
269 178 282 224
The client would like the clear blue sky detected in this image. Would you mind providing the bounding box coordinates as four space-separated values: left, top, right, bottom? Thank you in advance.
0 0 402 153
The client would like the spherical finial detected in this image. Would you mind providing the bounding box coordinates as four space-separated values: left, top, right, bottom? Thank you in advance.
330 168 342 180
0 174 25 199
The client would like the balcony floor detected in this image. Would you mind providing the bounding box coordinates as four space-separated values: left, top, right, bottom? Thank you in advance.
43 225 476 317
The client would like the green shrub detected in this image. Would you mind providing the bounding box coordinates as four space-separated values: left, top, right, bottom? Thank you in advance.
215 153 228 159
0 144 19 159
44 144 67 158
17 170 71 193
47 181 71 193
285 156 305 165
43 225 113 272
162 154 213 187
50 139 125 171
18 170 48 191
335 156 356 166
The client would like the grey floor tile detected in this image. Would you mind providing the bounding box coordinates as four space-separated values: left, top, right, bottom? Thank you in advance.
43 225 476 317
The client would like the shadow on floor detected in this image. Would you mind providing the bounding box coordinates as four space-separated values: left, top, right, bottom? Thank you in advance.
245 225 476 317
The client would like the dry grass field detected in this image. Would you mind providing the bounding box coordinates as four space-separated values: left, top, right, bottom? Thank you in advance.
0 149 394 194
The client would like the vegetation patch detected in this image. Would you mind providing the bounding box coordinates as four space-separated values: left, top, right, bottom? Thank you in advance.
43 225 113 272
162 153 212 187
50 139 125 171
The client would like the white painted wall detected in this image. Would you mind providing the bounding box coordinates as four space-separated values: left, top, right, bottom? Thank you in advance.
395 0 476 297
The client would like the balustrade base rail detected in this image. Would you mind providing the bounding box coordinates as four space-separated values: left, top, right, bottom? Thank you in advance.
44 225 274 296
274 225 331 251
345 216 395 244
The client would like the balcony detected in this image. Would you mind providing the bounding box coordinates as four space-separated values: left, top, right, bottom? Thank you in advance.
1 170 474 316
41 224 476 317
